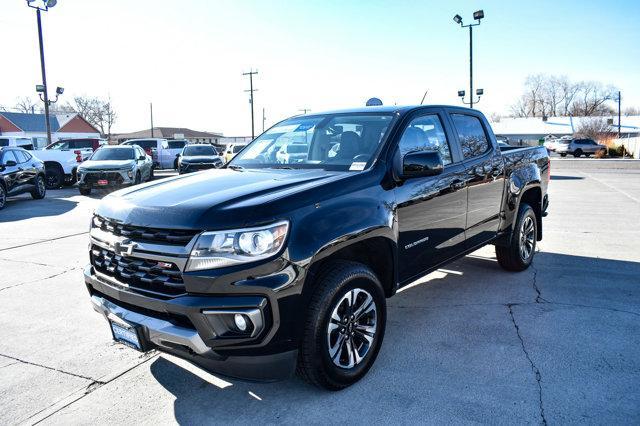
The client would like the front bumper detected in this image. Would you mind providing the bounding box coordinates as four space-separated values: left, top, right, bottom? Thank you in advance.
78 170 134 189
84 253 301 380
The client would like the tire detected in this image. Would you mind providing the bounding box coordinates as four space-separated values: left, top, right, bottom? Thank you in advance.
30 175 46 199
297 260 386 390
0 184 6 210
149 167 155 180
45 166 64 189
560 153 567 157
584 153 591 158
134 171 141 185
173 158 179 170
79 187 92 196
573 149 583 158
496 203 537 272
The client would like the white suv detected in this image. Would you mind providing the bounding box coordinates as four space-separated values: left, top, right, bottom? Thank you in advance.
555 138 606 157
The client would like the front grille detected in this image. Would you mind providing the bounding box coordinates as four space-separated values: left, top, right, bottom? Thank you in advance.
91 245 185 297
93 215 199 246
84 171 123 184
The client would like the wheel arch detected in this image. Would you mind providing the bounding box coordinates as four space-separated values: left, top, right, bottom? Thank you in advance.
517 185 543 241
304 235 398 299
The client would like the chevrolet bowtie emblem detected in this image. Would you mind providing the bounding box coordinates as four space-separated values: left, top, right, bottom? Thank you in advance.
113 239 136 256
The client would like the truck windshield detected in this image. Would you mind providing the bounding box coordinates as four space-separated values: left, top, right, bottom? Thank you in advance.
90 148 134 161
230 113 394 171
183 145 216 156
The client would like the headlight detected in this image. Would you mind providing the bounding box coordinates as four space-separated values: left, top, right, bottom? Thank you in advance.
127 169 134 178
186 221 289 271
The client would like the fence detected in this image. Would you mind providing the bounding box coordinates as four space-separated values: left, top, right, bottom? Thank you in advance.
612 137 640 159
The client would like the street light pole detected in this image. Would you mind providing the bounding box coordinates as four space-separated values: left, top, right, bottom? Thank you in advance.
468 25 473 109
36 7 52 145
454 10 484 108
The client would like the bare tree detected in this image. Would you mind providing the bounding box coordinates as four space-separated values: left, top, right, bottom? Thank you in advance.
13 96 38 113
623 106 640 116
63 95 117 138
510 75 617 118
575 117 614 141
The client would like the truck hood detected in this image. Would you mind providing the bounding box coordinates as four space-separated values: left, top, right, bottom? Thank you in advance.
81 160 134 170
96 168 347 230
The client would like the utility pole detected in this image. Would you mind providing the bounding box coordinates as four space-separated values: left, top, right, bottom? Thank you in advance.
618 91 621 139
243 70 258 139
150 102 154 137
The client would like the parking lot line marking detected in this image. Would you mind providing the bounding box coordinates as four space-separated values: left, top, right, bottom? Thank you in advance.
0 231 89 252
581 171 640 204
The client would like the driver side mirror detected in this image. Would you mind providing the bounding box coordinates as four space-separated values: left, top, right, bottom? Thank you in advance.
4 160 17 167
399 150 443 179
138 155 146 161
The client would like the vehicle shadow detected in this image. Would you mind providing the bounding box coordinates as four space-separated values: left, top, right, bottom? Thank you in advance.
550 175 584 180
1 193 78 221
148 251 640 423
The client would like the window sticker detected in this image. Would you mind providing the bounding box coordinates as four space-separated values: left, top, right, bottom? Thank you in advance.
349 162 367 171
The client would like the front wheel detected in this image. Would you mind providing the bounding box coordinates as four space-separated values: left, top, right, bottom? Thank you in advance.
297 260 386 390
79 187 91 196
573 149 583 158
31 175 46 199
496 203 537 272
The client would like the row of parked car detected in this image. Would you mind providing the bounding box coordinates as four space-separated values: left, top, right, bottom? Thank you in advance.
0 135 248 209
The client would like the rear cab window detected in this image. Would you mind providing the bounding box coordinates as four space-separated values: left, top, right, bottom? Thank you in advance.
449 114 490 159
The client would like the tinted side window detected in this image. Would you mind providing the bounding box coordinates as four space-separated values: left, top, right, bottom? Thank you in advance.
2 151 17 165
0 139 9 147
167 141 186 149
450 114 490 159
14 150 29 163
398 114 452 165
69 139 94 149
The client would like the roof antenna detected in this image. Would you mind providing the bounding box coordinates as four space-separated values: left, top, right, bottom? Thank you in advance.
420 89 429 105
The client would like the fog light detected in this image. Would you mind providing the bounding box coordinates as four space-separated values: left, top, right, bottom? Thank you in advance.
234 314 247 332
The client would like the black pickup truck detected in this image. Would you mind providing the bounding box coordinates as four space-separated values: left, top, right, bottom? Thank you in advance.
84 105 549 390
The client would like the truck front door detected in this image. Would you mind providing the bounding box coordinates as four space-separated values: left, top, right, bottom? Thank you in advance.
395 109 468 284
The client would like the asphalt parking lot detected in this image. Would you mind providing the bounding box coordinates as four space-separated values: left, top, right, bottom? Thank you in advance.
1 161 639 425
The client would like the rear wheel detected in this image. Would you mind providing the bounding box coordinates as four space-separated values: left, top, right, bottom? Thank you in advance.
31 175 46 199
496 203 537 272
297 260 386 390
584 153 591 157
45 166 64 189
560 153 567 157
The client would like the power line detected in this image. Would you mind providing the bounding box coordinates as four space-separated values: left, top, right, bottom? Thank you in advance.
243 69 258 139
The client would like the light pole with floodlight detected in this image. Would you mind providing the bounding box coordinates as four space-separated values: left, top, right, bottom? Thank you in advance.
453 10 484 108
27 0 59 145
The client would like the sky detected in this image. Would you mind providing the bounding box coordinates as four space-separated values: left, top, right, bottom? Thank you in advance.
1 0 639 136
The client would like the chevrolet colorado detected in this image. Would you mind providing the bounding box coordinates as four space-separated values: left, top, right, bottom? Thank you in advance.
84 105 549 390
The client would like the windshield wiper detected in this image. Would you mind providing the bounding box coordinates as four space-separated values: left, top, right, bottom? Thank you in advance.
270 165 295 170
227 164 244 170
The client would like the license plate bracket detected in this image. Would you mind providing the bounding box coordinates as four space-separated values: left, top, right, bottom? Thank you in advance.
109 319 147 352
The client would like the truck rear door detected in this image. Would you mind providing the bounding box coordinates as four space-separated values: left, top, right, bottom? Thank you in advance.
447 111 505 249
395 108 468 283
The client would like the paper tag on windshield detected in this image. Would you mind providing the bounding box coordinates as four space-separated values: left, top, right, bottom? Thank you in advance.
349 162 367 171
